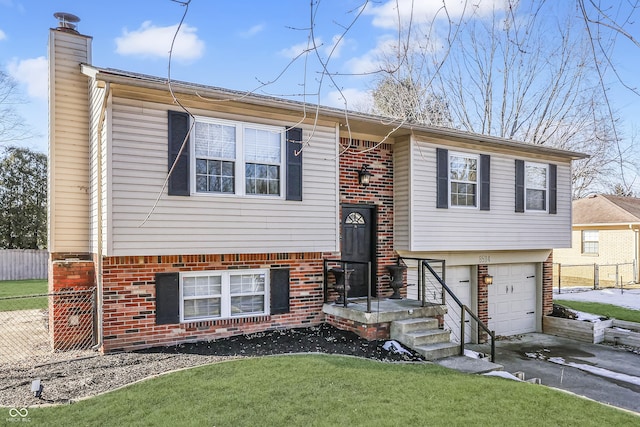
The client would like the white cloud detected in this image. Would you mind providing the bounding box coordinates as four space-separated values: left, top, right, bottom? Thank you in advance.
7 56 48 100
344 36 396 75
280 39 317 59
115 21 204 61
366 0 506 29
281 35 352 61
239 23 265 38
0 29 6 41
323 87 373 112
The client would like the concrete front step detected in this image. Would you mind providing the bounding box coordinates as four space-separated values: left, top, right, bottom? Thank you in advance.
397 329 451 347
391 317 460 360
390 317 440 336
413 341 461 360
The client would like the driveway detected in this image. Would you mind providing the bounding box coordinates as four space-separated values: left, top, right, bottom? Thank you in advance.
472 333 640 414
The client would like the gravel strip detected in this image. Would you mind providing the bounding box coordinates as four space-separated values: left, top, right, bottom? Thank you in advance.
1 324 423 407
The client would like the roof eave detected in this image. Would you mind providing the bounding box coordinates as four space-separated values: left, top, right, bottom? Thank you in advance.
82 65 589 161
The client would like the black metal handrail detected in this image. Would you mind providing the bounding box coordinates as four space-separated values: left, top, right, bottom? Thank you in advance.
399 256 495 362
323 259 373 312
421 260 496 362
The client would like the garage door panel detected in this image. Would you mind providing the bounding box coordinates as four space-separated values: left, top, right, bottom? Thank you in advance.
488 263 537 336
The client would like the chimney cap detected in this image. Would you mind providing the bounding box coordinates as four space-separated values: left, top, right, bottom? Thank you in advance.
53 12 80 33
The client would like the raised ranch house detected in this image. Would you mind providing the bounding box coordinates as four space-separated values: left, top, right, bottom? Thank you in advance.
553 194 640 287
48 19 586 357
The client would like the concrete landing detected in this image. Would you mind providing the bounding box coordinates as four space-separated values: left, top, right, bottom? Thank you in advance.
435 355 504 374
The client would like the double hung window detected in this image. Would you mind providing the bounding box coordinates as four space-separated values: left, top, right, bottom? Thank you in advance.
449 153 479 208
581 230 599 255
181 269 268 321
193 117 283 197
525 162 548 211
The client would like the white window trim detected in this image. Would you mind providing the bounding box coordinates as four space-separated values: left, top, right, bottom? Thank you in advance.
190 116 286 198
179 269 271 322
448 151 479 210
524 161 549 213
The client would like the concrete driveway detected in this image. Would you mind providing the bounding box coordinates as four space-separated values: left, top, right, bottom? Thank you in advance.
471 333 640 414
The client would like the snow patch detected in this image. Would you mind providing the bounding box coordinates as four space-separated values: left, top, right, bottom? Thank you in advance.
483 371 523 381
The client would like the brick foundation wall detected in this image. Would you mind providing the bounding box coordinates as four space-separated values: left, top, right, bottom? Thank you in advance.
477 264 489 343
325 314 390 341
101 252 326 352
339 138 399 298
49 256 96 350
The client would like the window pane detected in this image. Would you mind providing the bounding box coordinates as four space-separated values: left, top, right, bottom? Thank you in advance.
526 165 547 189
184 298 221 320
245 128 281 163
195 122 236 160
246 163 280 195
231 295 265 315
196 159 235 193
450 182 476 207
450 156 477 182
526 189 546 210
230 273 265 294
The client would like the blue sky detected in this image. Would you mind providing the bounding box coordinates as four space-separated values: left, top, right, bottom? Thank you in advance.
1 0 639 164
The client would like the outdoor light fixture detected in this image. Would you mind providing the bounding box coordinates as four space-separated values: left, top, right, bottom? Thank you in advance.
358 165 372 186
484 275 494 285
31 379 43 398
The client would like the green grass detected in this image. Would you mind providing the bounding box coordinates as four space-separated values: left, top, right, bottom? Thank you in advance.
555 300 640 323
26 355 639 427
0 279 47 311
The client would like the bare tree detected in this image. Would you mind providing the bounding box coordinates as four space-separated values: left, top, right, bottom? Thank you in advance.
0 70 33 146
372 75 452 126
369 1 627 197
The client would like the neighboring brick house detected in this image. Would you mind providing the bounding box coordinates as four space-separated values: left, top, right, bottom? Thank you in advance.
48 20 585 352
553 194 640 286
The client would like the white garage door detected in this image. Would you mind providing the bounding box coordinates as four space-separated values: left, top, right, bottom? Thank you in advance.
487 263 537 336
406 264 472 343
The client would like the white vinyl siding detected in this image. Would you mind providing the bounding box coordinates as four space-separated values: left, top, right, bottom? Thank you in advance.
393 139 411 250
49 30 92 252
106 98 339 256
398 138 572 252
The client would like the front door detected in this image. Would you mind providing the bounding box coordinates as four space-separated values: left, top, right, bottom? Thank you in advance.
341 205 375 298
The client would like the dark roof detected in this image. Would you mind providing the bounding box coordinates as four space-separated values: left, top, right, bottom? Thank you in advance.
573 194 640 224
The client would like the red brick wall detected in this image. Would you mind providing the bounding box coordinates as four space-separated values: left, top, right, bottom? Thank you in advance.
100 252 326 352
49 257 96 350
339 138 398 298
476 265 490 342
542 252 554 315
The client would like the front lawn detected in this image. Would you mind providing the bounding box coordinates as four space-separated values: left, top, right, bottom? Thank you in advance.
28 355 639 426
0 279 47 311
555 300 640 323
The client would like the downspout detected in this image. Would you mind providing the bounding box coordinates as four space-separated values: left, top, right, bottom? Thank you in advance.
633 225 639 283
92 82 110 351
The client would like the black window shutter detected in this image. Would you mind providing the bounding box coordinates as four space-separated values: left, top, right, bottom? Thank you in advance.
270 268 290 315
515 159 525 213
480 154 490 211
168 110 190 196
549 164 557 214
436 148 449 209
286 128 303 201
155 272 180 325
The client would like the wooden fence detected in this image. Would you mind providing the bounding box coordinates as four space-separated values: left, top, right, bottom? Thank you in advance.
0 250 48 281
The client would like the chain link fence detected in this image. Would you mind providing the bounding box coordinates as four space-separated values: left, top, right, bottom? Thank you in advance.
0 290 96 367
553 262 638 293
